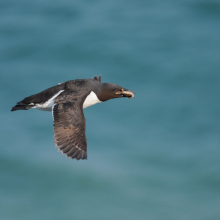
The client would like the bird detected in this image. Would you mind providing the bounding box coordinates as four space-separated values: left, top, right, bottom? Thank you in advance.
11 76 135 160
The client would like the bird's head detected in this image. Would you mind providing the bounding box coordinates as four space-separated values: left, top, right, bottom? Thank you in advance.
96 83 135 102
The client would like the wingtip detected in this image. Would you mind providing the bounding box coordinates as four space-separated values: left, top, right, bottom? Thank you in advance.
59 147 87 160
55 143 87 160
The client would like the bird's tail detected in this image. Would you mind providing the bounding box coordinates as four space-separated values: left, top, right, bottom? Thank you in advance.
11 103 32 111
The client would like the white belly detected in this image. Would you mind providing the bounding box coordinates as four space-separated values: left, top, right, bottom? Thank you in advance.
33 90 64 111
83 91 102 108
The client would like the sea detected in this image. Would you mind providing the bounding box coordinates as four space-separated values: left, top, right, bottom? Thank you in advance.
1 0 220 219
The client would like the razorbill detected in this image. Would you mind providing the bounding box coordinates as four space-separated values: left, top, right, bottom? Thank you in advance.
11 76 135 160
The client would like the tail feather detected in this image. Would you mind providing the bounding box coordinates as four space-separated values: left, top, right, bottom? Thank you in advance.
11 103 32 111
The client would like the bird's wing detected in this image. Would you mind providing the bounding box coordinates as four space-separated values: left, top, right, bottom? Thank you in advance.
52 102 87 160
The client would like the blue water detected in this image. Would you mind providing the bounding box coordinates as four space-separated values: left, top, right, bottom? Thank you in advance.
1 0 220 219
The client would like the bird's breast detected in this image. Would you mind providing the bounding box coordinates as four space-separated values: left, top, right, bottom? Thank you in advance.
83 91 102 109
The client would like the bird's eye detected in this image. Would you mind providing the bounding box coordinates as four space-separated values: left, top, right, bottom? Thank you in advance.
109 88 116 92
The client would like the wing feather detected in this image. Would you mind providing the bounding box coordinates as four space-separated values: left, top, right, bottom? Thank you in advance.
52 102 87 160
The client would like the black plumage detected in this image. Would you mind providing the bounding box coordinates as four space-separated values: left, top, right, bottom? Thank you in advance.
11 76 135 160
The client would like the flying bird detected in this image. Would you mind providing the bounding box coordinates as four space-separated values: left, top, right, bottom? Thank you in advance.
11 76 135 160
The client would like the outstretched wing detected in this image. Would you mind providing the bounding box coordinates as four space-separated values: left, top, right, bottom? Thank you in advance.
52 102 87 160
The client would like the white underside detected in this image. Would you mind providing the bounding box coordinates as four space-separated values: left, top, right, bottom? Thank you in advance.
32 90 101 111
33 90 64 111
83 91 102 108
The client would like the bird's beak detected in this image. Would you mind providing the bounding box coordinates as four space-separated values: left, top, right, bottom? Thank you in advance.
116 89 135 99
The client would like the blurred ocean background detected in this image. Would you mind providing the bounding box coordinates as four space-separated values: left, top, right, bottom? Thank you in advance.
1 0 220 219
